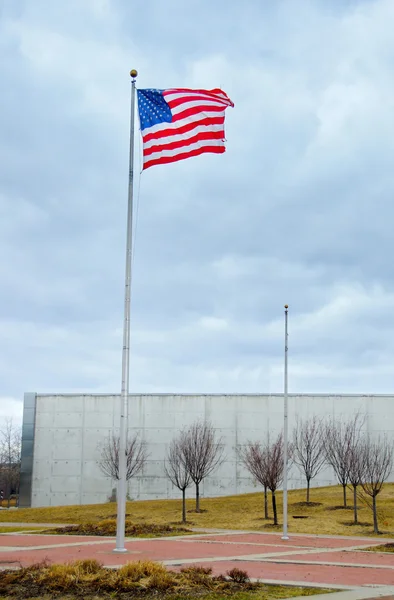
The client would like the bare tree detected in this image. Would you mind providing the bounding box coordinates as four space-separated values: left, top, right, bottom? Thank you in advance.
347 444 364 525
180 420 224 513
0 418 21 507
239 433 286 525
324 413 365 508
293 416 326 503
97 433 148 482
265 433 285 525
238 441 270 519
164 437 192 523
359 434 393 534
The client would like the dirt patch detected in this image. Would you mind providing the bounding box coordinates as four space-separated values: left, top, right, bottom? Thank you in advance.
46 520 192 538
326 505 361 511
291 502 322 508
339 521 371 527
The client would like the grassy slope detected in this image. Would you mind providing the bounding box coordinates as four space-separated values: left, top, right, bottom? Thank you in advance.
1 484 394 537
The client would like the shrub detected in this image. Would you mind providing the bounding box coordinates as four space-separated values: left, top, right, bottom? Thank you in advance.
227 567 250 583
0 559 255 597
118 560 168 582
180 565 214 587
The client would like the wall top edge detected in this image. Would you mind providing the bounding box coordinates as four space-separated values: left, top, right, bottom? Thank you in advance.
31 392 394 398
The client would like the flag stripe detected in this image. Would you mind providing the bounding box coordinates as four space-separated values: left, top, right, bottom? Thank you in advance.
144 129 225 157
143 122 225 151
163 88 234 106
144 137 225 165
142 114 224 141
137 87 233 170
171 104 226 122
166 94 232 110
144 145 225 170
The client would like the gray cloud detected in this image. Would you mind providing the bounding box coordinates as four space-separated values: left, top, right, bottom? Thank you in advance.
1 0 394 422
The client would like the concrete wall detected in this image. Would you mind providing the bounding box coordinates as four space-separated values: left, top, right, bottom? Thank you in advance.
22 393 394 508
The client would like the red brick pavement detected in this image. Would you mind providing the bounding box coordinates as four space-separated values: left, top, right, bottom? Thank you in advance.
196 533 377 548
183 559 394 587
1 531 394 588
286 549 394 567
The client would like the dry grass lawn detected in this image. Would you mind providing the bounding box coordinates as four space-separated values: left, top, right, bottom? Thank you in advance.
1 484 394 537
0 526 45 534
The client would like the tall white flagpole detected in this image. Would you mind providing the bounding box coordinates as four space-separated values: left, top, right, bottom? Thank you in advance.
114 69 138 553
282 304 289 541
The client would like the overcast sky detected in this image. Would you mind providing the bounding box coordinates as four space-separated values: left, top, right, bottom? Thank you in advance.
2 0 394 424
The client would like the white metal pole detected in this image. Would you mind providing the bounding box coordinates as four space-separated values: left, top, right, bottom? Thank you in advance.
114 69 138 553
281 304 289 541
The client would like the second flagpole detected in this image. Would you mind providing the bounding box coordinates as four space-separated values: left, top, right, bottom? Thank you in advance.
114 69 138 553
282 304 289 541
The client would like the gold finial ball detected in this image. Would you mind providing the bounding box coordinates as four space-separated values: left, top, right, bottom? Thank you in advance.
130 69 138 78
284 304 289 309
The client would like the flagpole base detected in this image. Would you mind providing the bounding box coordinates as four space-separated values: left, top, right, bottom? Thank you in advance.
281 535 290 541
113 547 128 554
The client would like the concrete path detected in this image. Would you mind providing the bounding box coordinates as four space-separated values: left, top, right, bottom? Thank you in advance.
1 529 394 594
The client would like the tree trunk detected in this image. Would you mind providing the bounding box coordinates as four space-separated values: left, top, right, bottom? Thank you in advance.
196 482 200 513
353 485 358 525
306 478 310 503
8 455 12 508
272 491 278 525
342 483 347 508
264 486 269 519
182 488 186 523
372 494 379 534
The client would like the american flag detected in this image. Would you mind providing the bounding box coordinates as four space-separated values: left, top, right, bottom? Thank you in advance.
137 88 234 170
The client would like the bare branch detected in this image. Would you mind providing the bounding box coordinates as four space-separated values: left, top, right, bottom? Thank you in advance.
238 441 270 519
238 441 269 488
180 420 224 512
293 416 326 502
323 412 366 507
165 438 192 492
239 433 287 525
359 434 393 498
164 435 192 523
358 433 393 534
97 433 148 481
265 433 285 493
181 421 224 484
0 418 22 506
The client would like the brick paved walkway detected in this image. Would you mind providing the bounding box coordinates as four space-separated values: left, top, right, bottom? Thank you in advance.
1 530 394 590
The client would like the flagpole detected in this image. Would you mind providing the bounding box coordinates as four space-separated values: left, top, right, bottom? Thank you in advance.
282 304 289 541
114 69 138 553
